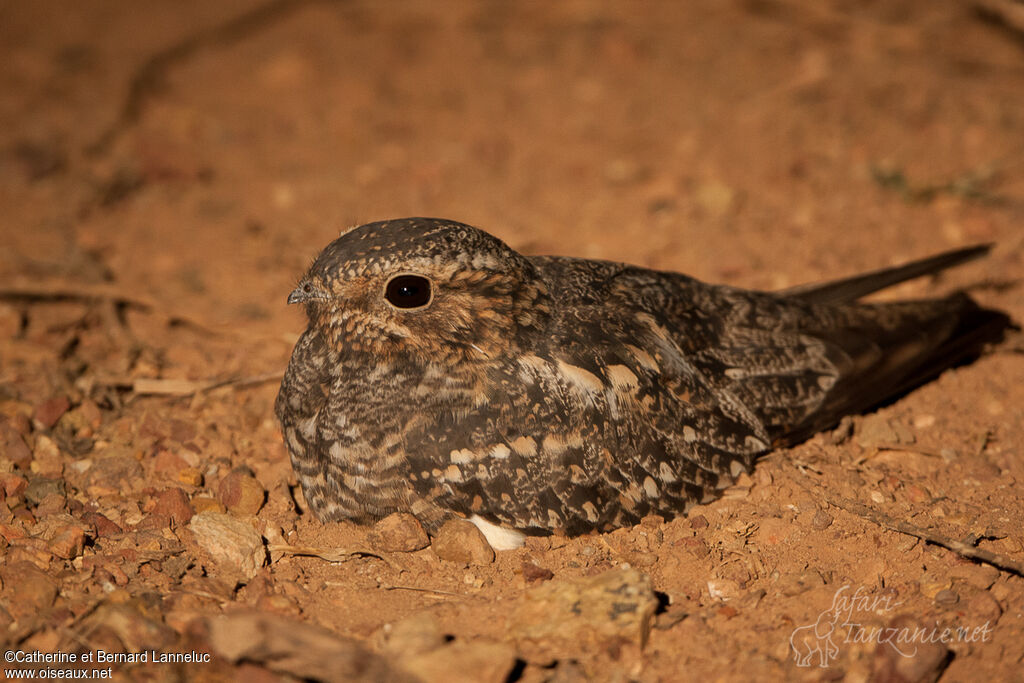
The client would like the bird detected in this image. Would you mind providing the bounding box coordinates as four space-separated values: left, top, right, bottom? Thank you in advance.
275 217 1008 550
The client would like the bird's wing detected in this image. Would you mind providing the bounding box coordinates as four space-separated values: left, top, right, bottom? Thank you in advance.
640 269 1008 446
275 329 335 513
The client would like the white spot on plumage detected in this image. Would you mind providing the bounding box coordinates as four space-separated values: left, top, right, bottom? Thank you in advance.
625 344 659 372
451 449 475 464
643 476 660 498
468 514 524 550
606 364 639 390
509 436 537 456
729 460 748 478
298 416 317 440
555 359 604 396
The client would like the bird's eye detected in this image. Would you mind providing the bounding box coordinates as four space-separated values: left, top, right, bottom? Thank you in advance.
385 274 432 309
302 283 312 293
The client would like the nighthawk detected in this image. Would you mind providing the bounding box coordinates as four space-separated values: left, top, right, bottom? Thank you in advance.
276 218 1007 549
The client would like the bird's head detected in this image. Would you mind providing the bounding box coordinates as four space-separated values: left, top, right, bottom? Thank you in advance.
289 218 551 362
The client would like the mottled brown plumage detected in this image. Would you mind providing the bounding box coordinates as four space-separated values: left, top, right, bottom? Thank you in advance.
276 218 1007 544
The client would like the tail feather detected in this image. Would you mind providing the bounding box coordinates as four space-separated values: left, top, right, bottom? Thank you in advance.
777 294 1010 444
781 244 992 304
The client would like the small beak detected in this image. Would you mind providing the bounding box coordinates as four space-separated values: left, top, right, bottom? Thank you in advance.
288 285 315 305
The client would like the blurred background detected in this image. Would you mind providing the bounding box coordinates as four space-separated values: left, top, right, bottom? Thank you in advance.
3 0 1023 343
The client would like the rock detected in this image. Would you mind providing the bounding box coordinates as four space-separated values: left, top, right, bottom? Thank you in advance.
154 449 190 479
0 473 28 498
402 640 518 683
152 487 194 525
368 512 429 552
31 435 63 475
689 514 709 529
510 567 658 656
33 396 69 430
209 612 417 682
810 510 833 530
189 511 266 581
431 519 495 565
83 511 123 538
382 612 446 657
48 523 86 559
0 420 32 469
0 561 58 621
178 467 203 487
218 469 265 516
856 414 900 448
78 453 143 495
522 561 554 583
23 476 65 506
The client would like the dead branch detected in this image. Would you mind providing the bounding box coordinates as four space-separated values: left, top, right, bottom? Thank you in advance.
975 0 1024 37
823 493 1024 577
268 543 397 570
0 284 220 335
87 0 319 155
101 372 283 397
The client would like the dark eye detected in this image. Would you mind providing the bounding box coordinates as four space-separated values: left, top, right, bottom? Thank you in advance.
385 274 432 309
302 283 312 293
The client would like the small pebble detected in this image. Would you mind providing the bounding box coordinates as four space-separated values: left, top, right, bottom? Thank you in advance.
152 487 194 525
48 524 86 560
368 512 429 552
522 561 554 583
33 396 69 430
431 519 494 565
189 511 267 580
510 567 658 650
810 510 833 530
218 469 265 516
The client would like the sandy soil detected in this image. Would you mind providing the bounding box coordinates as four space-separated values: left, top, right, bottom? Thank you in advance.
1 1 1023 681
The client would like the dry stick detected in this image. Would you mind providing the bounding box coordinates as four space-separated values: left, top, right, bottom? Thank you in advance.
87 0 318 155
0 285 220 336
377 585 461 598
822 493 1024 577
976 0 1024 36
123 372 283 397
268 543 397 570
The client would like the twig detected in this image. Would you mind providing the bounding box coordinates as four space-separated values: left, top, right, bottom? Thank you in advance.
976 0 1024 37
111 372 283 397
868 442 947 459
0 284 220 335
87 0 318 155
822 493 1024 577
268 543 397 570
377 584 461 598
